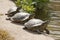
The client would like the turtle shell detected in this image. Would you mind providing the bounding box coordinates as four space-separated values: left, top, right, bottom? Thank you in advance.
11 12 30 21
7 6 17 14
24 19 44 28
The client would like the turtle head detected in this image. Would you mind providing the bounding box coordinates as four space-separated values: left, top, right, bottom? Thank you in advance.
29 13 35 19
16 7 22 12
31 2 37 7
42 20 50 26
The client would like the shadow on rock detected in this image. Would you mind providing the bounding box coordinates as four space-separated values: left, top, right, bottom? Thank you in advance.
23 28 42 35
11 21 24 26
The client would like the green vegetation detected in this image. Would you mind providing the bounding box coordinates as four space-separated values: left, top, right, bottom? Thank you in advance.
0 29 14 40
15 0 51 21
15 0 35 13
33 0 51 21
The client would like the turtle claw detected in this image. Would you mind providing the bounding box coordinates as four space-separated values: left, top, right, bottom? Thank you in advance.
36 30 43 34
6 18 10 20
23 27 27 30
45 29 50 34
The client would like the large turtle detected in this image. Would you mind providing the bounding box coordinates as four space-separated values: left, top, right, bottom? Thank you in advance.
23 19 49 34
6 12 34 23
5 6 21 17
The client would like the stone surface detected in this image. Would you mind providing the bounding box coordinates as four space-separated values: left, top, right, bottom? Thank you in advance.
0 0 55 40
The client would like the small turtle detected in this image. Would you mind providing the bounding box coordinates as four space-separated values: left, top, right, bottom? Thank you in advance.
23 19 49 34
5 6 21 17
6 12 34 23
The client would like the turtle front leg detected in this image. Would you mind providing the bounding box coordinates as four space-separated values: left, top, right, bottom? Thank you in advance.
5 13 8 15
45 28 50 34
6 17 11 20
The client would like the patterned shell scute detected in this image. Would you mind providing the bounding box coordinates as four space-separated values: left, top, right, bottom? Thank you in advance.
24 19 44 28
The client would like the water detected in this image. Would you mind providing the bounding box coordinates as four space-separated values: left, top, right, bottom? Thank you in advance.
48 11 60 40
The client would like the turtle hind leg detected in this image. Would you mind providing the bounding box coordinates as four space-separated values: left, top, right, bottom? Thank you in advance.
45 28 50 34
36 30 43 34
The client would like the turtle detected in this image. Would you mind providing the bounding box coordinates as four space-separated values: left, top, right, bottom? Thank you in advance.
23 19 50 34
6 12 34 23
5 6 21 17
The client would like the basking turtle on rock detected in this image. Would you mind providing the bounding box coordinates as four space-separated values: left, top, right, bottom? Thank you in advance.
5 6 21 17
23 19 49 34
6 12 34 23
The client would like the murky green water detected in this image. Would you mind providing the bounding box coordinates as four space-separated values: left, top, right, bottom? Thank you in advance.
48 11 60 40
